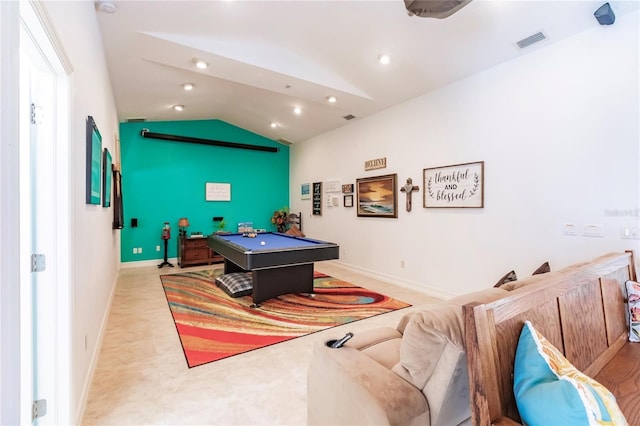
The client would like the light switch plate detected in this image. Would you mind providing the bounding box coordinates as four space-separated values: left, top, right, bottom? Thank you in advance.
622 226 640 240
582 224 604 237
563 223 578 236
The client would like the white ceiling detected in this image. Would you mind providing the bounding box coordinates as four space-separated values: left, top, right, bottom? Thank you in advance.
94 0 639 144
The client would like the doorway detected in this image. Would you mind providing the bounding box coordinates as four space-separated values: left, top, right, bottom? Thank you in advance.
19 2 72 425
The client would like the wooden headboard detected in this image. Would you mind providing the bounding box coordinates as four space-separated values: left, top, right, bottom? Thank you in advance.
463 251 637 425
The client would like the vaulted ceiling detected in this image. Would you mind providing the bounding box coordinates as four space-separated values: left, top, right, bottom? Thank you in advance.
95 0 639 143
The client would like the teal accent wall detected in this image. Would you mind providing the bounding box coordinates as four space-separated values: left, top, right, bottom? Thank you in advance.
120 119 289 263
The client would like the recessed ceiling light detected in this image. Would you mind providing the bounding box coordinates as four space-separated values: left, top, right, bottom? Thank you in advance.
194 59 209 69
378 54 391 65
173 105 184 112
293 107 302 115
326 95 337 103
182 83 195 91
270 122 278 128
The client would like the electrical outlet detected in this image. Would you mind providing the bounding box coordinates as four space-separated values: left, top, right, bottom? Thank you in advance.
132 248 137 254
401 260 405 268
138 247 143 254
156 245 161 251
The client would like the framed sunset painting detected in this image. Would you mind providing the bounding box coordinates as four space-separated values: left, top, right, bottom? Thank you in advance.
356 174 397 218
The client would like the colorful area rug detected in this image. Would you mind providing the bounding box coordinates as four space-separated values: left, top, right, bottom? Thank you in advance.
160 269 410 368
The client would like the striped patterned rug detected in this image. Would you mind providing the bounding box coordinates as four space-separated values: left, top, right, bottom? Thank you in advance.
160 269 410 368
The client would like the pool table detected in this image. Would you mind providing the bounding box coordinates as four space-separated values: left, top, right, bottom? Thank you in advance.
207 232 340 306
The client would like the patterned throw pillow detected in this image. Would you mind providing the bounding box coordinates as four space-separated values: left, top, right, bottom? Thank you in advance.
215 272 253 298
514 321 627 426
494 270 517 288
626 280 640 342
532 261 550 275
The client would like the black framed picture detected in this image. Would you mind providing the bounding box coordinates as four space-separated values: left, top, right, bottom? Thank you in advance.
342 183 354 194
102 148 112 207
312 182 322 215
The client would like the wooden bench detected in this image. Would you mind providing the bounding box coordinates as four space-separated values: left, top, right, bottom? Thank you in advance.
463 251 640 425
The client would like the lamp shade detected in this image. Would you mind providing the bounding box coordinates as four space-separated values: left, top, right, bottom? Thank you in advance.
178 217 190 227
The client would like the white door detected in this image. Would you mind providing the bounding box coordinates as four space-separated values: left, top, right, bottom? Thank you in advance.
19 2 71 425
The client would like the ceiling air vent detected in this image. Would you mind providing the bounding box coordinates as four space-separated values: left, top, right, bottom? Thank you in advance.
516 31 547 49
343 114 356 121
126 117 147 123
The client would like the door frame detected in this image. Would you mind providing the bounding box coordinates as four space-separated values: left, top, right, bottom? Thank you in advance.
1 1 72 424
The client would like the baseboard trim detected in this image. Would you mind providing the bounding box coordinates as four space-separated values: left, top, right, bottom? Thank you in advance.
328 260 457 300
120 257 179 269
75 271 119 424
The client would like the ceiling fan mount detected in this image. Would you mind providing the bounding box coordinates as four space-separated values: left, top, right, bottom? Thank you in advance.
404 0 472 19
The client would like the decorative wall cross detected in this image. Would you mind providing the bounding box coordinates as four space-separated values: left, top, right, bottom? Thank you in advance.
400 178 420 212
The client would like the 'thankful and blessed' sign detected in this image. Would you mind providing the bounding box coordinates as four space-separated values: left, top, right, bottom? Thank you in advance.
423 161 484 208
364 157 387 171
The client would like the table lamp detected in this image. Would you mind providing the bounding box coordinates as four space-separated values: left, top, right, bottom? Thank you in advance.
178 217 190 237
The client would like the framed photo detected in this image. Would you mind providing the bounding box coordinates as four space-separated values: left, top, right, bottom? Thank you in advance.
102 148 112 208
344 194 354 207
423 161 484 208
301 183 310 200
342 183 354 194
356 174 397 218
85 116 102 205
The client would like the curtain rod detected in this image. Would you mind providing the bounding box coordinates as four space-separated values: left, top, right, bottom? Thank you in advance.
140 129 279 153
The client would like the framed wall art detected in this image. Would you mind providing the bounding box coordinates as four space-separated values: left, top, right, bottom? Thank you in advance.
423 161 484 208
102 148 112 207
205 182 231 201
301 182 311 200
312 182 322 215
325 179 341 193
112 169 124 229
356 173 397 218
85 116 102 205
344 194 354 207
342 183 354 194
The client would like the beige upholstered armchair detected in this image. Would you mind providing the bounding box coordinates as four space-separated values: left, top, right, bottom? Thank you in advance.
307 288 509 426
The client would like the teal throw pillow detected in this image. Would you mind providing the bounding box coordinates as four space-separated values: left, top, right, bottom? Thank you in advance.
513 321 627 426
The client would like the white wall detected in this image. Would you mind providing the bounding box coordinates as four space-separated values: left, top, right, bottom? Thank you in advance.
43 2 120 422
291 11 640 298
0 2 23 424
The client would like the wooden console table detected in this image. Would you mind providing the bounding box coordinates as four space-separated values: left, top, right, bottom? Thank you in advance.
177 236 223 267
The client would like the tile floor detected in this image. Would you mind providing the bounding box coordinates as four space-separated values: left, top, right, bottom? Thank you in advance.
80 261 441 425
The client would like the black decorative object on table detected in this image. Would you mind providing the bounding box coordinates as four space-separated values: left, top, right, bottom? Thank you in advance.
158 221 174 268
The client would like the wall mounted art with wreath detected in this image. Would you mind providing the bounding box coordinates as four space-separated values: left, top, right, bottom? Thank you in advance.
423 161 484 208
